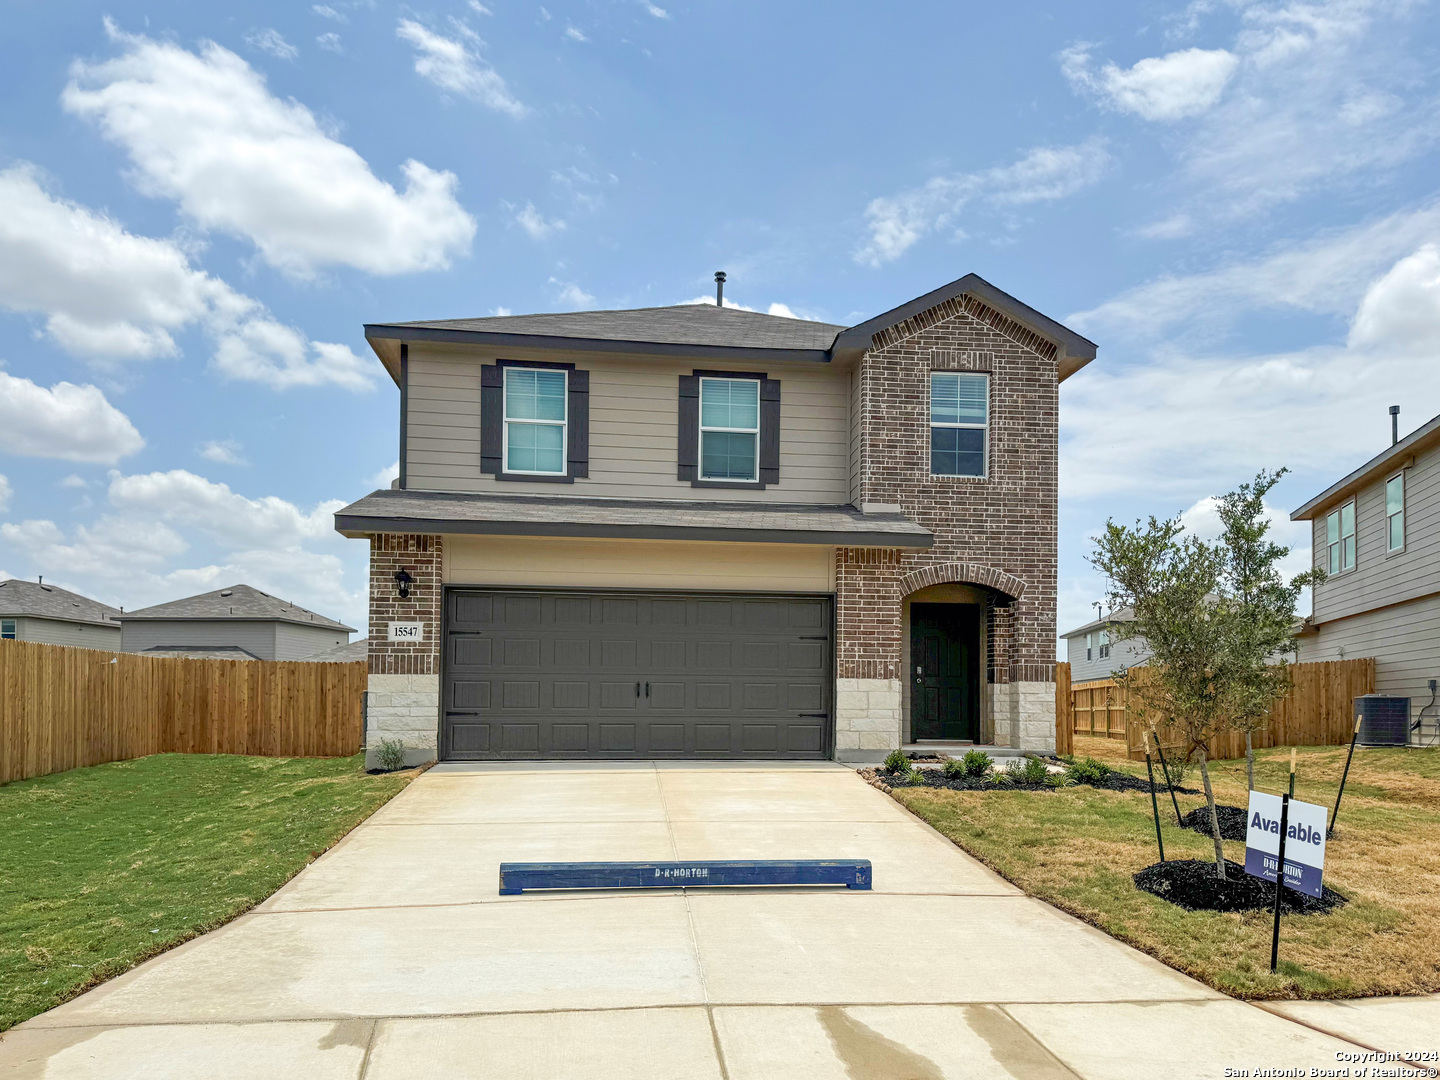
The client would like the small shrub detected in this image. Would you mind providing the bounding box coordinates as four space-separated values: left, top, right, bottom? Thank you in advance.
1021 756 1051 784
881 749 911 776
376 739 406 772
1065 756 1111 786
960 750 993 778
941 757 965 778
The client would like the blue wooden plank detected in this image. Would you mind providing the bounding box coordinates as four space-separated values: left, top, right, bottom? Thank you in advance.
498 859 872 895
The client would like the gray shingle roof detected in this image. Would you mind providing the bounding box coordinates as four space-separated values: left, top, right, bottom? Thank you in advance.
0 579 121 628
304 638 370 663
379 304 846 352
334 489 933 548
120 584 355 632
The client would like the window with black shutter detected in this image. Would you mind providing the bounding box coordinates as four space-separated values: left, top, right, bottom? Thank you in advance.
679 370 779 489
481 360 588 482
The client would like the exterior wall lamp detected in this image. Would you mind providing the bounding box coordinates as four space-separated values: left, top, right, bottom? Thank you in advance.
394 568 413 599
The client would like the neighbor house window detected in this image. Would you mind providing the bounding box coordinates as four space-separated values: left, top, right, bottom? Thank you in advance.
1387 473 1405 553
1326 501 1356 574
930 372 988 477
1099 629 1110 659
1085 632 1093 661
1 619 14 639
503 367 567 475
699 377 760 482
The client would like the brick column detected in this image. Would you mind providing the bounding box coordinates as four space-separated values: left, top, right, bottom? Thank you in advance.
833 547 903 762
365 533 443 767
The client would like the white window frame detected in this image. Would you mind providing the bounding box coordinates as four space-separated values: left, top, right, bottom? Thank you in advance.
1085 632 1093 662
929 372 989 478
1 618 15 639
698 376 761 484
1326 500 1356 575
1386 471 1405 554
502 366 568 476
1098 629 1110 660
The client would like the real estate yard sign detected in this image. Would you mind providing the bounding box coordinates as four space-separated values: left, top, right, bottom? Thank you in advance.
1245 790 1328 898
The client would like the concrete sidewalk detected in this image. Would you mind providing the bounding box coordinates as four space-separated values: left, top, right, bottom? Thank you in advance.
1 762 1433 1078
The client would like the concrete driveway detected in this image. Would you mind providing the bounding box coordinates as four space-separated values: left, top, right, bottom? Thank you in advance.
2 762 1433 1078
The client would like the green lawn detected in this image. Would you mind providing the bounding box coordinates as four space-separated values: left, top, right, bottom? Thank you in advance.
889 741 1440 999
0 753 413 1032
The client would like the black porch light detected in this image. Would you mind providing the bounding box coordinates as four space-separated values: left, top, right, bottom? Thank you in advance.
394 568 414 599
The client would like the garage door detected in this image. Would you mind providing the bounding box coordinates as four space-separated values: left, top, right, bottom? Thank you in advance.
441 588 833 759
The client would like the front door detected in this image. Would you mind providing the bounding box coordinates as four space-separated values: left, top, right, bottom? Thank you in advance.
910 603 980 741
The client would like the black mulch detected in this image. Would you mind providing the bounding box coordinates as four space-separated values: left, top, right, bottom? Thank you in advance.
870 767 1198 795
1179 804 1249 841
1134 859 1348 913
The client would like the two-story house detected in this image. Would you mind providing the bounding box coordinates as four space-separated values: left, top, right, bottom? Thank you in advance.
1292 409 1440 737
1060 607 1148 683
335 274 1095 765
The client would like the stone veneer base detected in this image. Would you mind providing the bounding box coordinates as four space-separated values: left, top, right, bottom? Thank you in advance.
835 677 902 763
365 673 440 769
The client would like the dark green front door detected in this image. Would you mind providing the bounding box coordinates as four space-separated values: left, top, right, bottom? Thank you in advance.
910 603 981 741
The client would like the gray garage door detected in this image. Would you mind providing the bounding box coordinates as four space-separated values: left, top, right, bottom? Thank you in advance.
441 588 833 759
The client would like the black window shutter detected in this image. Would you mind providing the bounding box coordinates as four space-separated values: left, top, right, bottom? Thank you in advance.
677 375 699 481
480 364 502 475
759 378 781 485
567 369 589 478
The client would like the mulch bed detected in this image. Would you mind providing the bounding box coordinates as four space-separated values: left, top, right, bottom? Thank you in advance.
863 767 1199 795
1134 859 1348 914
1179 804 1249 841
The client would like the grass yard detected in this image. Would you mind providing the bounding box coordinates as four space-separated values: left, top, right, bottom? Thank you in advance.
892 738 1440 999
0 753 414 1032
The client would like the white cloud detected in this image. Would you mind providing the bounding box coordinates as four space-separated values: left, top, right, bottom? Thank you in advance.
1 469 363 624
0 475 11 512
680 296 810 320
63 23 477 278
0 371 145 464
60 475 90 489
368 460 400 488
855 140 1110 265
512 202 565 239
315 32 344 54
549 278 595 308
643 3 670 17
0 165 375 390
565 26 588 42
199 439 247 465
312 5 347 23
469 2 494 15
246 29 298 61
1062 45 1238 121
1348 243 1440 355
396 19 525 117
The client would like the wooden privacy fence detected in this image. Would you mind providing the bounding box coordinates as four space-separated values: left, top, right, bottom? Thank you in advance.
1054 662 1073 757
1 639 368 784
1061 658 1375 761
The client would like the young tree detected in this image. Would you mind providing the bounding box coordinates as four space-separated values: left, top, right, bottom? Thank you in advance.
1091 518 1233 878
1215 469 1325 791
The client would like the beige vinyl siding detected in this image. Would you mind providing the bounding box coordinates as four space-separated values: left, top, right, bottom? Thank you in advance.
13 616 121 650
1297 591 1440 732
1310 438 1440 624
848 362 862 504
444 534 835 593
404 343 851 502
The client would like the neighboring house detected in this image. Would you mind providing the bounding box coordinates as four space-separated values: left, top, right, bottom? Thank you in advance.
1060 607 1147 683
119 585 354 661
335 273 1096 765
1292 410 1440 735
0 578 121 649
306 637 371 663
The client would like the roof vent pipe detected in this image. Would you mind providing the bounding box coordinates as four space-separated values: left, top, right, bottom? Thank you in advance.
1390 404 1400 446
715 271 726 308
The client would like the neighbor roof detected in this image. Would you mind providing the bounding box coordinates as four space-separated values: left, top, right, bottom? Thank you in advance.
364 274 1096 383
0 579 121 629
304 638 370 663
1291 410 1440 521
1060 606 1135 639
334 489 933 549
119 584 355 632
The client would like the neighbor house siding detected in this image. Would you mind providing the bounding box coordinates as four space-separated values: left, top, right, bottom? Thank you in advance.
120 620 277 659
274 622 350 661
13 616 121 650
1310 438 1440 625
1297 591 1440 729
444 534 835 593
1063 632 1149 683
403 344 852 502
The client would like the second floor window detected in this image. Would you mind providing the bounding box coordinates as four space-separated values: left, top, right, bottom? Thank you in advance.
1 619 14 639
1387 472 1405 552
1326 500 1355 575
699 377 760 482
1099 629 1110 659
931 372 988 477
504 367 567 475
1085 632 1093 661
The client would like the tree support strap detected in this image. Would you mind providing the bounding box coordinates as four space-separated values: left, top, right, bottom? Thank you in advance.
499 859 873 895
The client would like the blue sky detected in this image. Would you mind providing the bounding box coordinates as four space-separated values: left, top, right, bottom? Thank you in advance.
2 0 1438 646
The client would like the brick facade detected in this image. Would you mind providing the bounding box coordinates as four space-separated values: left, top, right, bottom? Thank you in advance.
834 293 1060 755
368 533 443 675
